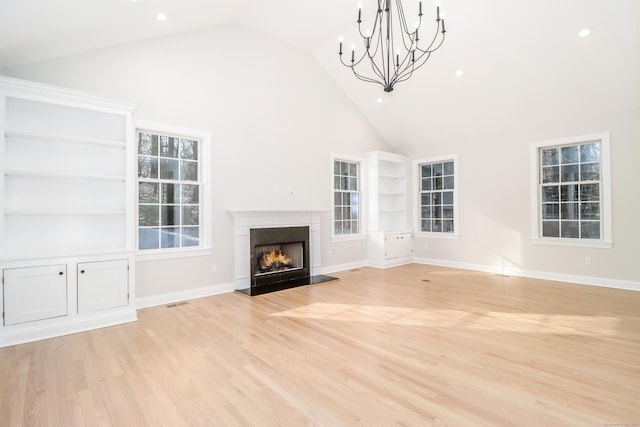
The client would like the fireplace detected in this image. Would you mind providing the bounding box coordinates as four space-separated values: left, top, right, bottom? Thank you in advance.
234 224 336 296
250 226 310 289
229 209 337 296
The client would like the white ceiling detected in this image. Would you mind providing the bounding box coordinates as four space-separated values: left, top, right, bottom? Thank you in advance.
1 0 639 151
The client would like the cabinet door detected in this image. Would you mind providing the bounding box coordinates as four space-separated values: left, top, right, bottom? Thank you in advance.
385 232 412 259
77 259 128 314
3 265 68 326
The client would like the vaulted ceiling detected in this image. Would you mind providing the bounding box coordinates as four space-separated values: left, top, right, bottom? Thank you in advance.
1 0 638 151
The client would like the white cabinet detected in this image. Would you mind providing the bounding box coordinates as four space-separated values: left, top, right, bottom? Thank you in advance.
3 265 67 326
368 230 413 268
78 259 129 314
384 231 413 259
0 76 137 347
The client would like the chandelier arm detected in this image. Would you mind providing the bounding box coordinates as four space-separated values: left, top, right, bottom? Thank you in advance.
367 44 389 83
350 67 386 89
394 0 416 36
416 22 445 53
397 51 432 80
357 6 382 40
340 49 381 69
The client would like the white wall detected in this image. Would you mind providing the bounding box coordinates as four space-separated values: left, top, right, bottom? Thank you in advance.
4 23 391 298
408 107 640 285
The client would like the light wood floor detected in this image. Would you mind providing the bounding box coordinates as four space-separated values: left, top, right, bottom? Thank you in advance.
1 264 639 426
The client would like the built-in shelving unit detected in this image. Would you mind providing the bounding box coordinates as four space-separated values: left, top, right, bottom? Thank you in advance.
366 151 413 268
0 75 138 347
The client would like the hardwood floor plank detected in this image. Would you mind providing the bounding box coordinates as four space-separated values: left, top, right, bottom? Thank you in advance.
1 264 639 426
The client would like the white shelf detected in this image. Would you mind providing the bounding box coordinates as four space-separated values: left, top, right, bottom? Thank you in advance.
5 170 126 181
4 130 126 149
366 151 409 233
4 210 126 216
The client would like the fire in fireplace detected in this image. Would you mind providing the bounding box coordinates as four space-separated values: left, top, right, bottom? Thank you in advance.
257 244 300 274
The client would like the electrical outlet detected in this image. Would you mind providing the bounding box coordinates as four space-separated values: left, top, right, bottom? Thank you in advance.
584 257 592 265
328 250 333 257
211 264 217 274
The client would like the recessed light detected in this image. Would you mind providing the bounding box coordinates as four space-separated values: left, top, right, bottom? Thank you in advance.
578 28 591 37
455 69 464 77
376 97 383 104
156 13 167 21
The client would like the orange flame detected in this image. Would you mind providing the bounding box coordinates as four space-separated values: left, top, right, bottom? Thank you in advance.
261 249 292 270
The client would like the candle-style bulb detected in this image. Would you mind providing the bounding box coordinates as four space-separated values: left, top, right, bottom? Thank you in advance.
442 18 446 33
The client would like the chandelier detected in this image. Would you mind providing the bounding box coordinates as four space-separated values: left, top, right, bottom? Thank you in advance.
339 1 447 92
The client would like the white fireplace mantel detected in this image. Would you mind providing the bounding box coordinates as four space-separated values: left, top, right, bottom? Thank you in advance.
228 209 328 290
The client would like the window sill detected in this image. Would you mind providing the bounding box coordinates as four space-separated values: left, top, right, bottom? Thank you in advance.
136 247 213 262
331 234 367 243
531 238 612 249
413 232 460 240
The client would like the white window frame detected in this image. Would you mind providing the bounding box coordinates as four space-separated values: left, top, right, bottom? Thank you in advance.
135 120 212 260
529 132 612 248
331 153 366 241
413 154 459 239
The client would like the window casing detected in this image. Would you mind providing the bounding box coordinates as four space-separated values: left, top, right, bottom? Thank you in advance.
530 132 612 248
333 158 361 236
415 156 457 235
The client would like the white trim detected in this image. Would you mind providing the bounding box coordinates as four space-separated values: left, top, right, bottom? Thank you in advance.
330 234 367 243
531 238 612 249
413 257 639 292
136 247 212 262
413 232 460 239
135 282 235 309
330 152 367 239
133 119 212 253
318 260 368 275
0 76 136 114
367 256 413 269
0 309 137 348
412 154 459 237
529 132 612 247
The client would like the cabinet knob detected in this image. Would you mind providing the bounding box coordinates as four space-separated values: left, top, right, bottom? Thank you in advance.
80 270 85 274
59 271 64 275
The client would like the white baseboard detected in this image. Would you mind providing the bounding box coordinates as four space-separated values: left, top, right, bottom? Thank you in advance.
413 257 640 292
319 260 368 275
366 256 413 269
0 309 137 348
136 282 235 309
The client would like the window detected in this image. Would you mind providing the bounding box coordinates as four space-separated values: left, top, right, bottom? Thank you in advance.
333 158 361 236
530 132 612 247
135 121 211 255
417 157 457 234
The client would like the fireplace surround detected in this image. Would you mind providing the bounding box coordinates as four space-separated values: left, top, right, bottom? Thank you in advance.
229 209 337 296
